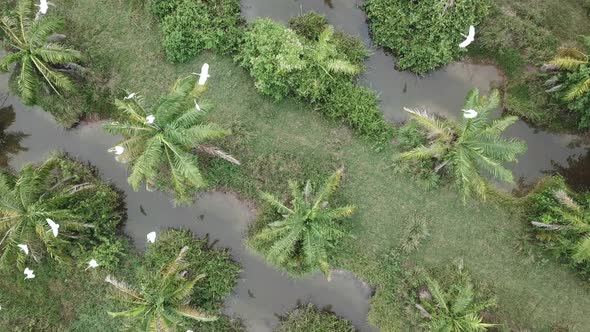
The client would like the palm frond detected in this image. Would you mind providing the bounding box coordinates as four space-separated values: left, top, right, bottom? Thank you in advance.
549 57 587 71
565 77 590 101
173 305 217 322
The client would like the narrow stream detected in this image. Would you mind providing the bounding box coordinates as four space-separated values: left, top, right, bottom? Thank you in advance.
240 0 590 188
0 76 375 330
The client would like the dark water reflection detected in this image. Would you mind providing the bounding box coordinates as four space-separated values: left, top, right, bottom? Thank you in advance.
240 0 590 188
0 103 28 167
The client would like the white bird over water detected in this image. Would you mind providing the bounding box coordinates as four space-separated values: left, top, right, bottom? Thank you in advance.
193 63 210 86
108 146 125 155
145 114 155 124
16 243 29 255
86 259 99 271
459 25 475 48
46 218 59 237
17 244 29 255
146 231 156 243
124 93 137 100
462 109 478 119
24 268 35 280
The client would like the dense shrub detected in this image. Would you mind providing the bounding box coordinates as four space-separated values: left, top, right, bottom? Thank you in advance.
525 176 590 277
276 304 356 332
142 228 240 311
237 14 393 140
364 0 490 74
323 81 393 140
551 67 590 129
148 0 242 62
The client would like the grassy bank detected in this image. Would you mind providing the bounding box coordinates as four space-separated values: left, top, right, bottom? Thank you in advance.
7 0 590 330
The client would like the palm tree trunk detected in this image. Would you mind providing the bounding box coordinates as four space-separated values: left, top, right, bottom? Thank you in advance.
195 144 240 165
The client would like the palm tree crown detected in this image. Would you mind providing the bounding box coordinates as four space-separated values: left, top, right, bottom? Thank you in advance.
0 157 93 269
103 74 237 204
106 246 217 331
416 273 496 331
401 89 526 200
253 169 356 279
0 0 81 103
549 43 590 101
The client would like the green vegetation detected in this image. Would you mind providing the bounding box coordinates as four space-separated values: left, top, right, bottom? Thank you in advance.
472 0 590 131
399 89 526 199
0 0 81 103
2 0 590 330
411 266 496 331
276 303 356 332
363 0 490 74
103 74 238 204
545 40 590 128
251 169 355 278
0 154 125 270
148 0 242 63
106 228 241 331
526 177 590 277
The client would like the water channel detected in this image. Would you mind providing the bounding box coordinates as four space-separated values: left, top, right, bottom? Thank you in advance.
2 1 590 331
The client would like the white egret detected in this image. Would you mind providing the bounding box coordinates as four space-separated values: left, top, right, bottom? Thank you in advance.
108 145 125 155
86 259 99 271
194 100 201 112
24 268 35 279
46 218 59 237
35 0 54 15
124 92 137 100
462 109 478 119
146 231 156 243
145 114 155 124
459 25 475 48
193 63 210 86
17 244 29 255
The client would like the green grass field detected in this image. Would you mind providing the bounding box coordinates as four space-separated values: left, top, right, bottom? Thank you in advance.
4 0 590 330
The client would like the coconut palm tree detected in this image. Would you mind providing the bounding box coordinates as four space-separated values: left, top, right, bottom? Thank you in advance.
103 74 238 204
0 0 81 104
549 44 590 101
400 89 526 200
105 246 217 331
0 157 94 269
530 189 590 264
416 274 496 332
253 169 355 279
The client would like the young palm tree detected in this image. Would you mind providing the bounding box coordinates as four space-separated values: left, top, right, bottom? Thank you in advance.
531 190 590 264
416 274 496 331
0 0 81 103
309 26 361 77
103 74 238 204
105 246 217 331
549 44 590 101
253 169 355 279
0 157 94 269
400 89 526 200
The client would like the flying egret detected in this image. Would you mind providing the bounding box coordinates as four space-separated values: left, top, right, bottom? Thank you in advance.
46 218 59 237
86 259 99 271
462 109 478 119
24 268 35 280
193 63 210 86
124 92 137 100
108 146 125 155
145 114 155 124
35 0 54 15
146 231 156 243
17 244 29 255
194 100 201 112
459 25 475 48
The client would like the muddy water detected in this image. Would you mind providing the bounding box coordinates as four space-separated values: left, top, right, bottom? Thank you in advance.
0 75 375 331
240 0 590 187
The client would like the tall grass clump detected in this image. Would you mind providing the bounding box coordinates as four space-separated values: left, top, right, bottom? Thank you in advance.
277 303 356 332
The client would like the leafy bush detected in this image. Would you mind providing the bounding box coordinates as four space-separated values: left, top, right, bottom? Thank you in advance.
276 303 356 332
288 12 328 41
148 0 242 62
364 0 490 73
142 228 240 311
525 176 590 277
323 81 393 141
